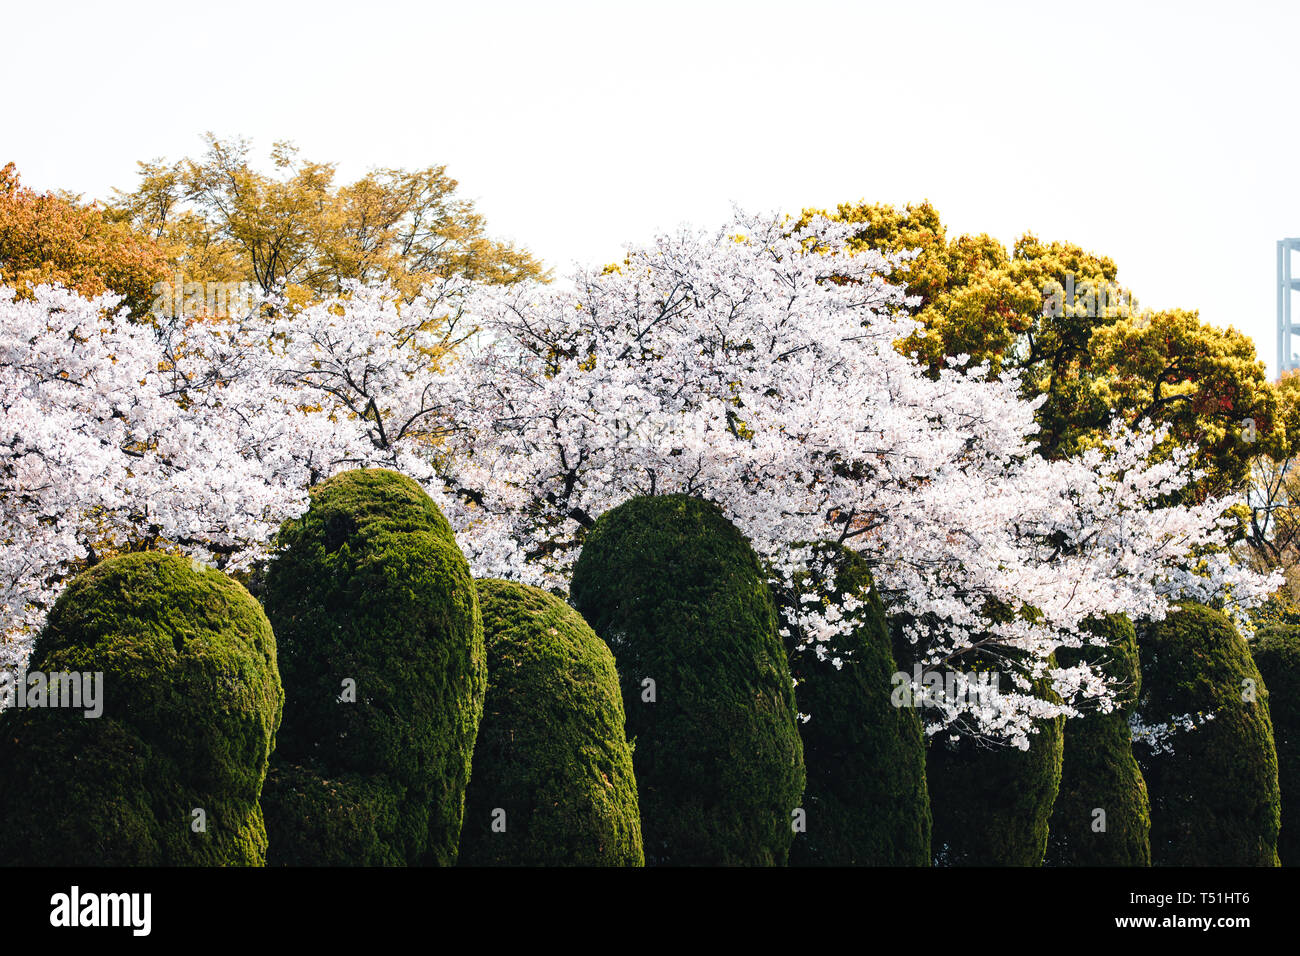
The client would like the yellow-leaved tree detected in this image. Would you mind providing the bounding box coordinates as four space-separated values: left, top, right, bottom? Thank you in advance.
809 200 1281 502
107 133 547 305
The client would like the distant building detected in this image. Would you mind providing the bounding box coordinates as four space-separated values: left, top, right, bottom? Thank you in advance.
1279 238 1300 376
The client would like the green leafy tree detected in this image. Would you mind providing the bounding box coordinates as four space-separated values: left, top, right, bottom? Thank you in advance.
1243 369 1300 606
813 200 1280 497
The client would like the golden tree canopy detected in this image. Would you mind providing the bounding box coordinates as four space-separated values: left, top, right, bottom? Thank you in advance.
108 134 547 303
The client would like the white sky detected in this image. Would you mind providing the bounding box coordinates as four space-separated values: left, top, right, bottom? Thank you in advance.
4 0 1299 373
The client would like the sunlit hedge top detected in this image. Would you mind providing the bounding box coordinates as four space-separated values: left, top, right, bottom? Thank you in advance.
570 493 804 865
262 467 485 865
0 551 281 865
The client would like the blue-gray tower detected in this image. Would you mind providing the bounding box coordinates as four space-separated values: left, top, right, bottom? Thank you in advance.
1279 238 1300 376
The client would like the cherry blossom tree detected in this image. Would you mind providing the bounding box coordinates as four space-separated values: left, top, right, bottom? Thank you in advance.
2 208 1277 746
0 279 464 675
435 209 1277 745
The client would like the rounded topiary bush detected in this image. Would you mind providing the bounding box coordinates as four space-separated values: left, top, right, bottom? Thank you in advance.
0 551 282 865
459 579 643 866
1045 614 1151 866
569 493 805 866
259 468 486 866
776 543 930 865
926 648 1064 867
1135 602 1280 866
261 759 407 866
1253 624 1300 866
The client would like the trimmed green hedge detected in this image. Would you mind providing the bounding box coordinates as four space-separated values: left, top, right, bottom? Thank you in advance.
459 579 643 866
0 551 282 865
260 468 486 865
927 651 1064 866
1253 624 1300 865
570 494 805 865
261 758 406 866
1135 603 1280 866
776 543 930 865
1045 615 1151 866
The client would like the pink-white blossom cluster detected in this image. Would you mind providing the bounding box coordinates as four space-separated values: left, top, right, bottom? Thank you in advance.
0 280 459 674
436 210 1279 745
1 209 1278 745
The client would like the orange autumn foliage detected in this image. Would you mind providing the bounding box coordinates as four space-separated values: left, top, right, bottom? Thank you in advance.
0 162 168 315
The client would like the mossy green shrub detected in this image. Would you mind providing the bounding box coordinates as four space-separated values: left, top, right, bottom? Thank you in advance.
926 649 1064 866
1254 624 1300 865
1045 615 1151 866
1135 602 1280 866
459 579 643 866
774 543 930 865
569 493 805 866
260 468 486 866
261 758 407 866
0 551 282 865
